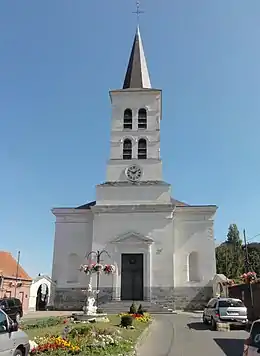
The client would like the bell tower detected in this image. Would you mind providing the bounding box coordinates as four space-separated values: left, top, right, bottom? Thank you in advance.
106 27 163 183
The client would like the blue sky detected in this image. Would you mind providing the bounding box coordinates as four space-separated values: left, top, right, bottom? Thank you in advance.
1 0 260 277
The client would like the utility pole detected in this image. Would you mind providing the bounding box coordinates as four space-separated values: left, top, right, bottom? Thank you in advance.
14 251 20 298
243 229 254 320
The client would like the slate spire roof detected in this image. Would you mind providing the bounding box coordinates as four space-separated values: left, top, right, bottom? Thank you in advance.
123 26 152 89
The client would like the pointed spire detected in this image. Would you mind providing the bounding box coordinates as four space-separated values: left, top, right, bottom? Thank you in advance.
123 27 152 89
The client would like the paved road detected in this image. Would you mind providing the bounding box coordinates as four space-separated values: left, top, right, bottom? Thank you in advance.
137 314 248 356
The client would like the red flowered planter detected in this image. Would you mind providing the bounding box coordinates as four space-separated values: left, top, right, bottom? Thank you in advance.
241 271 257 284
80 263 115 275
103 264 116 275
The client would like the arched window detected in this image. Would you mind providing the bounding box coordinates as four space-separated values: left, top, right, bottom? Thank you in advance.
187 251 200 282
123 139 132 160
138 138 147 159
123 109 132 130
138 108 147 129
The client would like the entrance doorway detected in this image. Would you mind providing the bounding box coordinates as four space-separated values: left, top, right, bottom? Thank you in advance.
36 283 49 311
121 254 144 301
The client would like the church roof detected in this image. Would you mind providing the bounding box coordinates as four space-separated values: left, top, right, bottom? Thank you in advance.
123 26 151 89
76 201 96 209
171 198 189 207
76 198 189 209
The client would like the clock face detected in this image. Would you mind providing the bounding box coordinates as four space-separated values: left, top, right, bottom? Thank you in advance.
125 165 142 182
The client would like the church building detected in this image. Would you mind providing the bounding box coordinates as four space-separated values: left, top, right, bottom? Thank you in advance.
51 27 217 310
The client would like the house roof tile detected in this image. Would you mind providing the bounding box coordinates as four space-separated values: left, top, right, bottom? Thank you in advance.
0 251 32 281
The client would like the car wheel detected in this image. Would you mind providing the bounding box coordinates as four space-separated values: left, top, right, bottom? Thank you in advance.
13 349 23 356
203 314 208 325
15 313 21 323
211 317 216 331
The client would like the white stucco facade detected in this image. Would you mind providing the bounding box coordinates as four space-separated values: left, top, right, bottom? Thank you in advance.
51 28 217 310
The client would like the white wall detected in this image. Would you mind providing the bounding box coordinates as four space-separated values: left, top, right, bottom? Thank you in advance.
106 159 162 182
107 89 162 182
51 209 93 289
91 206 174 289
96 182 172 205
173 207 217 288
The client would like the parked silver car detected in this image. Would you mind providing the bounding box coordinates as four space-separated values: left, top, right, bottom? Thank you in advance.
203 297 248 330
0 308 30 355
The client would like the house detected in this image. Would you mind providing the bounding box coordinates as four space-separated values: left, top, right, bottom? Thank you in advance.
0 251 32 312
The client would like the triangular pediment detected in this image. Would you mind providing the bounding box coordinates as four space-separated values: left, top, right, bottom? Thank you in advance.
110 231 154 244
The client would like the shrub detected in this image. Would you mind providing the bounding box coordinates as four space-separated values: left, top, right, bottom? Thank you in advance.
129 302 137 314
137 304 144 315
120 315 133 328
69 325 91 338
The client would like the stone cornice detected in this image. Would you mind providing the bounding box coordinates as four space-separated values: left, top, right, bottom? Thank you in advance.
52 208 91 215
97 180 170 187
109 88 161 96
91 204 174 214
174 205 217 221
107 158 162 165
52 208 93 223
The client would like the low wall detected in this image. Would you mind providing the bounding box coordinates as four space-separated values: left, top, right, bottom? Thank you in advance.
228 282 260 321
53 286 213 311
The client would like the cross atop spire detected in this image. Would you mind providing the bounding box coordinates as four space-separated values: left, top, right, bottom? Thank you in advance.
132 1 144 25
122 26 152 89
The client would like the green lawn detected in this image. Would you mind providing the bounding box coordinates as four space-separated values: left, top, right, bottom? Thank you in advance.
25 314 149 342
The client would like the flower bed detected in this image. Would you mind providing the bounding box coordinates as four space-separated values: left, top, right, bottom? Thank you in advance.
119 312 151 323
25 314 150 355
31 336 80 354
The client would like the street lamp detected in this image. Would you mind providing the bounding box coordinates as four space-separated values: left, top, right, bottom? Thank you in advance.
85 250 111 308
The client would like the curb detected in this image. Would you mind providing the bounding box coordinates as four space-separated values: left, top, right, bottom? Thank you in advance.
134 319 155 355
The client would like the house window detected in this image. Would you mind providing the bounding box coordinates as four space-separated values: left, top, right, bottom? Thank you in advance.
123 109 132 130
138 138 147 159
123 139 132 160
138 108 147 129
188 251 200 282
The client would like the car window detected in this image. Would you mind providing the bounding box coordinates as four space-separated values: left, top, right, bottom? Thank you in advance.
7 299 15 307
14 299 20 306
250 321 260 348
0 300 6 307
208 299 216 308
0 311 8 333
218 300 244 308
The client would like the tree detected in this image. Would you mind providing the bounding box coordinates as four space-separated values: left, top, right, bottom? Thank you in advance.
227 224 242 245
216 225 260 282
247 244 260 277
216 243 244 279
216 224 244 279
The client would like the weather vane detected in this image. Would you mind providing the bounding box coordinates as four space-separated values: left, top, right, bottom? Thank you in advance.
132 1 144 24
